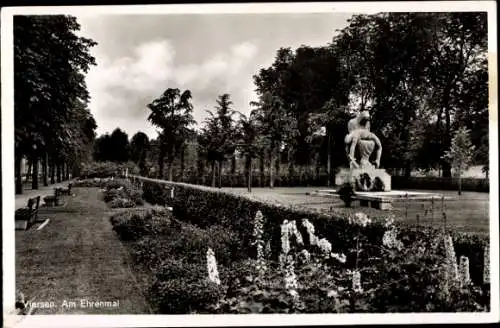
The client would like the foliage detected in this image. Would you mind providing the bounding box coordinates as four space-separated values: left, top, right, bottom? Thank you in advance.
442 127 476 177
110 186 489 313
93 128 131 163
338 182 355 207
14 15 98 192
140 178 488 284
79 161 139 179
130 132 150 174
391 176 488 192
102 178 144 208
147 88 195 180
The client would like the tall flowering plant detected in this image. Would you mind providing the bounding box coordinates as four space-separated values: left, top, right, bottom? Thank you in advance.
252 211 267 280
206 248 221 285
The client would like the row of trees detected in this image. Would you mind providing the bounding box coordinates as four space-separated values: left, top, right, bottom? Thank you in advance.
93 12 488 188
14 15 98 194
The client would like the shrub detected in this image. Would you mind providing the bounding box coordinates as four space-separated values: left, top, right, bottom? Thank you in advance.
110 208 173 242
79 161 139 179
391 176 489 192
108 197 136 208
338 183 355 207
151 274 224 314
102 178 145 208
140 177 489 285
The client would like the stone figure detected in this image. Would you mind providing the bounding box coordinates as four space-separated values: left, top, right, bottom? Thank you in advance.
344 111 382 169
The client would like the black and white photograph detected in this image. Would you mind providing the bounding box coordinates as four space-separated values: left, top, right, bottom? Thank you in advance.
1 2 498 327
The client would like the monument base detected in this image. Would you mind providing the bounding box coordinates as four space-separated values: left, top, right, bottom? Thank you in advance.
335 167 391 192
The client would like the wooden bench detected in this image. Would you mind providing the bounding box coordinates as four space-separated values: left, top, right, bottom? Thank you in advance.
55 183 72 197
43 194 60 207
15 196 41 230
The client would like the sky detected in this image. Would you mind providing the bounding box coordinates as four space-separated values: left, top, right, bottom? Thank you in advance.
77 13 354 139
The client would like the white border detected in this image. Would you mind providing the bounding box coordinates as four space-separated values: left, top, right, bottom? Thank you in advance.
2 2 498 327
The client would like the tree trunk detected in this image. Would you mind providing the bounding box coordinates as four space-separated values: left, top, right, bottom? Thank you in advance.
315 154 321 184
404 161 412 179
218 161 223 189
157 149 165 179
167 160 173 181
57 164 62 183
211 160 216 187
31 154 39 190
42 153 49 186
442 91 452 178
275 153 280 187
247 156 252 193
26 161 32 183
50 160 56 184
327 131 332 187
231 155 236 188
259 152 265 187
180 147 185 182
62 163 66 181
269 150 275 189
66 164 71 180
15 155 23 194
458 173 462 195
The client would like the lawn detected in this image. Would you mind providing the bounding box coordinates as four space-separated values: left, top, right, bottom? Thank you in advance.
15 187 151 314
222 187 490 235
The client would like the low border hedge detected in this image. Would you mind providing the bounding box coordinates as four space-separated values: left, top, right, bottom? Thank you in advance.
391 176 489 192
133 175 489 286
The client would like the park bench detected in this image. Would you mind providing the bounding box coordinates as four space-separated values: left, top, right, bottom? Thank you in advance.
15 196 41 230
43 193 60 207
55 183 72 197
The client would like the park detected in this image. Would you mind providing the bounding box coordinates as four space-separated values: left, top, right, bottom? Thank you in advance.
11 11 491 316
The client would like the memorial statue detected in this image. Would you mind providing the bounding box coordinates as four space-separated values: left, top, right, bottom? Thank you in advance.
344 111 382 169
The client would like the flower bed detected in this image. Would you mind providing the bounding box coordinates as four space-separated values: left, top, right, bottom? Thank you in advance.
138 177 488 285
102 178 144 208
108 176 491 313
111 203 490 313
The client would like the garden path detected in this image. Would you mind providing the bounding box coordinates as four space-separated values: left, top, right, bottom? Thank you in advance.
15 187 151 314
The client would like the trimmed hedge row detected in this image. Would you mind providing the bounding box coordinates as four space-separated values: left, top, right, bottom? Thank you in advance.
143 172 489 192
391 176 489 192
134 176 489 286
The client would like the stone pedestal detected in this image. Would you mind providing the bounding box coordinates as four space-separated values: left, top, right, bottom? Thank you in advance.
335 167 391 192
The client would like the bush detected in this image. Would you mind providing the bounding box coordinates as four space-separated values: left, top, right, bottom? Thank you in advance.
73 177 114 188
391 176 489 192
110 208 173 242
112 177 490 314
140 177 489 286
79 161 139 179
102 178 145 208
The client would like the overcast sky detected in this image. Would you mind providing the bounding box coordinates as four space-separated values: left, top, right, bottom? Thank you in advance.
77 13 353 139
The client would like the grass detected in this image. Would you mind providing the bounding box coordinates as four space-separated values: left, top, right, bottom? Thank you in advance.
15 187 151 314
222 187 489 235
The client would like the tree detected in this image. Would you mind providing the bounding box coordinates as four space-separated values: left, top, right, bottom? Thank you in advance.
93 128 130 163
198 94 238 188
147 88 195 180
130 132 150 175
14 15 97 193
251 91 298 188
442 127 475 195
236 111 261 192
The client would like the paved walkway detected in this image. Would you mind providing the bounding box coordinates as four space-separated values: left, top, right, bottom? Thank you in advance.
15 187 151 314
15 181 73 210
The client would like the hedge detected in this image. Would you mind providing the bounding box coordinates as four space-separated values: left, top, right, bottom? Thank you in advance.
132 175 489 286
391 176 489 192
143 172 489 192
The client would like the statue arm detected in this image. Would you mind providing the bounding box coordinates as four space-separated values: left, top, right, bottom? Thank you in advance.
372 133 382 168
349 133 359 168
